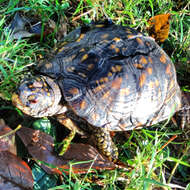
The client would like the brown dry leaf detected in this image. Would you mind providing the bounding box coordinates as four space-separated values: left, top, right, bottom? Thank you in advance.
9 12 53 40
17 127 116 174
55 143 116 174
0 151 33 190
0 119 17 154
8 12 35 39
147 13 171 43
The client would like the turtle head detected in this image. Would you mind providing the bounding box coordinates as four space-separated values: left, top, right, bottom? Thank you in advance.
12 75 67 117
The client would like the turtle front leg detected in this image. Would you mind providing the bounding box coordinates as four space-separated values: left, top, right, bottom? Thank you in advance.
56 114 79 155
56 113 119 161
94 127 118 162
58 127 76 156
57 113 85 135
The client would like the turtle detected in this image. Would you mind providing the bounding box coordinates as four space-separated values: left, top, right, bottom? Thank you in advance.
12 21 189 161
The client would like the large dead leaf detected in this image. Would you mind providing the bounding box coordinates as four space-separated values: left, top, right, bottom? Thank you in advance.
147 13 171 43
8 12 53 40
17 127 116 174
0 151 33 190
56 143 116 174
0 119 16 154
8 12 34 39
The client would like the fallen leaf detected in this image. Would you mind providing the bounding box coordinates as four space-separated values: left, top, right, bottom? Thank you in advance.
17 127 116 174
56 143 117 174
0 119 17 154
8 12 29 33
8 12 53 40
0 151 33 190
147 13 171 43
8 12 34 39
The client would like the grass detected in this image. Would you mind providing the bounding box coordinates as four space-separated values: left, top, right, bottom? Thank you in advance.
0 0 190 189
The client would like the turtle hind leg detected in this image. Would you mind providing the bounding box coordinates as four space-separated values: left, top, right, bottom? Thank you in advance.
94 127 118 162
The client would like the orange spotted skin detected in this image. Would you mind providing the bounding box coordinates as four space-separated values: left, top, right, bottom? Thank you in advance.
13 22 182 131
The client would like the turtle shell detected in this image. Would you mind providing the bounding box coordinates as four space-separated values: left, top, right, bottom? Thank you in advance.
38 22 182 131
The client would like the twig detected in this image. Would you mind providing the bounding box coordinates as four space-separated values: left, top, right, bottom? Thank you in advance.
167 144 190 184
0 124 22 139
72 9 94 22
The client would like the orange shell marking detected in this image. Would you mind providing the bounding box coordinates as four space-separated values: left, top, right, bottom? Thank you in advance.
81 54 88 62
111 77 123 90
140 56 148 64
139 73 146 87
69 88 79 95
160 53 167 64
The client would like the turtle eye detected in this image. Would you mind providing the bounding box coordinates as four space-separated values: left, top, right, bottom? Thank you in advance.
29 99 38 104
28 95 38 104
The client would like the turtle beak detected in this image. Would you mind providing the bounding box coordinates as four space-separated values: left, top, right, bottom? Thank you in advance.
12 92 19 107
12 91 31 114
12 92 24 110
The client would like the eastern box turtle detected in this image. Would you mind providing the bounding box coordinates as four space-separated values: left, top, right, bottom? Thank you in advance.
12 22 189 161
